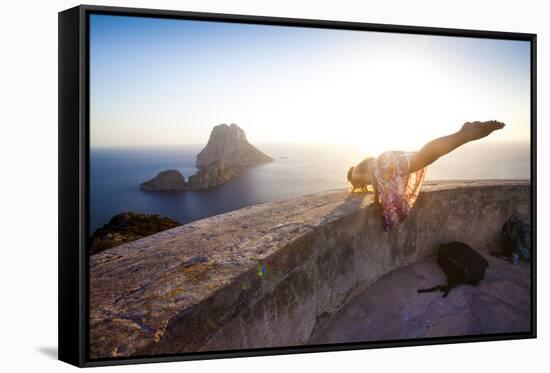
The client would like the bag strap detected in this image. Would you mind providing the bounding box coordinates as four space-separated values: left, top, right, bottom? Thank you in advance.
417 284 454 298
417 285 444 293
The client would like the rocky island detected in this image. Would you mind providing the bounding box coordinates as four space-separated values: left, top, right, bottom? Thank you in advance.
140 123 273 191
185 160 237 190
196 123 273 167
139 169 186 192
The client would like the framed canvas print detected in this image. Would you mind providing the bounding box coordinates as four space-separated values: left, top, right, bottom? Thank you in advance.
59 4 537 367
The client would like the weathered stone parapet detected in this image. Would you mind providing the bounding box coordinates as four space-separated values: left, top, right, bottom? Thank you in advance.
89 180 530 358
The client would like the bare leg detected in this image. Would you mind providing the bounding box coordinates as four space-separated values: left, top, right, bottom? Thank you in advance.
409 120 505 173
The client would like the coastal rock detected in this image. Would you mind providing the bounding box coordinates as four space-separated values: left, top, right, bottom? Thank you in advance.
90 212 180 255
185 160 237 190
140 170 186 192
196 123 273 167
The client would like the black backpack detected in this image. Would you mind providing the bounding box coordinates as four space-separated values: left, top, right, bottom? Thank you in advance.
418 242 488 298
490 215 531 262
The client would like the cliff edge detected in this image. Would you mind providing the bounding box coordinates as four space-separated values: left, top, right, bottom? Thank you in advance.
91 180 530 358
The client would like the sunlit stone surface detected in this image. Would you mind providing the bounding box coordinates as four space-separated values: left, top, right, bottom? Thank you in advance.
89 180 530 358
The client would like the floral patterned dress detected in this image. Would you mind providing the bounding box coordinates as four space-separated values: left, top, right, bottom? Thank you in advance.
372 151 427 231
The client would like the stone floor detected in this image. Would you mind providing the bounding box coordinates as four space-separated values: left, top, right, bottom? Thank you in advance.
309 246 531 344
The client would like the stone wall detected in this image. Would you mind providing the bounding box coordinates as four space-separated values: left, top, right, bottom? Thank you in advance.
89 180 530 358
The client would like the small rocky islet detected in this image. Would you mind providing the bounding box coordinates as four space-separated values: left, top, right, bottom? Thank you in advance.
139 123 273 192
139 169 186 192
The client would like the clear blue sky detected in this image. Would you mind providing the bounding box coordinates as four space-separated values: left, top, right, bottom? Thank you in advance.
90 14 531 153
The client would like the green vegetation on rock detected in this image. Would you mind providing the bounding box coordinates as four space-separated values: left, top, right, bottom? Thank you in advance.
90 212 180 255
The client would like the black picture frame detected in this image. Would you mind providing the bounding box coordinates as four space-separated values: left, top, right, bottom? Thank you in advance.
59 4 537 367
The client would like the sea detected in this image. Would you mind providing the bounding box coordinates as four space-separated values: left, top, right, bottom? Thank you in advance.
90 142 530 232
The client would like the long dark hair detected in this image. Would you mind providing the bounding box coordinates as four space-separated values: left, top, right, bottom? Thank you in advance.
348 157 375 193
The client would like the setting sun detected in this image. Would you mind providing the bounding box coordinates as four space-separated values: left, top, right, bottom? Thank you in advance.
90 18 529 150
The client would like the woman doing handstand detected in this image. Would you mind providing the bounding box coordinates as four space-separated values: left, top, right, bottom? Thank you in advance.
347 120 505 231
